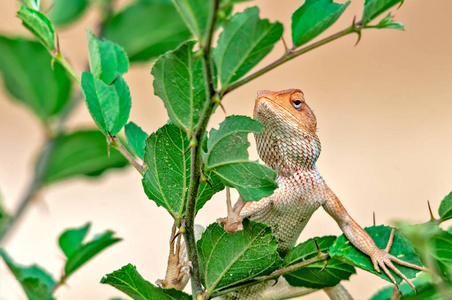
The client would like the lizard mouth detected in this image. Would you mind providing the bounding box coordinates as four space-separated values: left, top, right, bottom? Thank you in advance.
255 97 300 125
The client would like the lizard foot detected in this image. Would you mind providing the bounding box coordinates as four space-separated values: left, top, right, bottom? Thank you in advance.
217 187 246 234
157 221 190 290
370 229 428 292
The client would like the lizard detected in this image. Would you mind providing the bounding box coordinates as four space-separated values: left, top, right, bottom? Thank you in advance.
216 88 426 299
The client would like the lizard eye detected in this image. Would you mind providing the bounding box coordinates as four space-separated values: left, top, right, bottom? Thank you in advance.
291 99 303 110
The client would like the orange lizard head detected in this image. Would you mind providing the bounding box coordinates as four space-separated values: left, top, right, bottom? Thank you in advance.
253 89 321 175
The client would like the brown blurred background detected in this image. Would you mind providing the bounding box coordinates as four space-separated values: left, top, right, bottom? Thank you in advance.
0 0 451 299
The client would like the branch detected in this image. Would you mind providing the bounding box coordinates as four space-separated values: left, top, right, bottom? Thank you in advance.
184 1 220 299
108 135 145 176
0 7 115 245
210 253 330 298
221 20 363 96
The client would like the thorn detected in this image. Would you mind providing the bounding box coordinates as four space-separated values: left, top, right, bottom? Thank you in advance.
212 94 226 114
354 30 362 46
183 145 192 155
56 33 61 55
320 260 328 272
373 212 376 226
352 15 357 27
171 231 181 245
218 102 227 114
427 200 435 221
184 138 197 155
109 76 119 86
205 178 213 189
271 277 279 286
314 238 322 257
397 0 404 9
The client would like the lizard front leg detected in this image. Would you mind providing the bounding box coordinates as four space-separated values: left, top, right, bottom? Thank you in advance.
217 187 246 233
322 187 426 290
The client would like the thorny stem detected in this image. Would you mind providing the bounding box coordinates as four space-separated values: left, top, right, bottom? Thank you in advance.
221 20 363 96
210 253 330 298
184 0 219 299
109 135 145 176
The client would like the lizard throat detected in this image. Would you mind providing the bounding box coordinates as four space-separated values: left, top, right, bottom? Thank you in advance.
253 99 321 176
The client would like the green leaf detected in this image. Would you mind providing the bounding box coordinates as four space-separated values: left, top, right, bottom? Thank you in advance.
41 130 129 184
197 219 282 297
103 0 192 62
59 223 90 259
291 0 350 47
0 249 55 300
152 41 208 132
369 13 404 30
431 230 452 284
204 115 277 202
81 72 131 135
439 191 452 222
17 6 55 50
283 236 356 289
398 222 452 284
362 0 403 25
142 123 224 220
49 0 90 26
0 36 71 122
369 272 447 300
19 0 40 10
87 30 129 85
125 122 148 160
101 264 191 300
61 226 121 277
213 6 283 88
329 225 423 285
172 0 213 42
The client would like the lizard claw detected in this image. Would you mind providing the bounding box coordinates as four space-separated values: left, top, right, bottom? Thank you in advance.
370 229 427 292
217 215 243 233
217 188 246 233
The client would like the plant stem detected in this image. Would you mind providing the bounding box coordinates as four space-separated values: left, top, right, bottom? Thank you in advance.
221 21 363 96
109 135 144 176
184 1 219 299
210 253 330 298
0 136 54 244
54 54 81 84
0 8 113 245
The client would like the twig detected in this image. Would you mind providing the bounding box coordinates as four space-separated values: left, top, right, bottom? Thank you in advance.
210 253 329 298
221 20 363 96
0 5 114 245
0 92 76 244
109 135 144 176
184 1 220 299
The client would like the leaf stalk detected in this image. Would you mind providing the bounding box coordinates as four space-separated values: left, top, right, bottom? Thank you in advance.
109 135 145 176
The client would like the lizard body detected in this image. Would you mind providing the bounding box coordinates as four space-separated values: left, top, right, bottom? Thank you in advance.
219 89 424 299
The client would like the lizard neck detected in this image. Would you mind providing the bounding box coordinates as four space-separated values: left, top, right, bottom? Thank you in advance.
254 112 321 177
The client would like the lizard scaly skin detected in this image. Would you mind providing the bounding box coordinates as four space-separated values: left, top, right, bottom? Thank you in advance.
219 89 425 299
